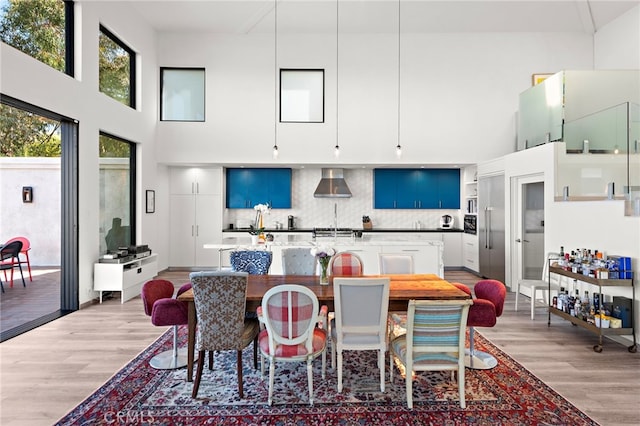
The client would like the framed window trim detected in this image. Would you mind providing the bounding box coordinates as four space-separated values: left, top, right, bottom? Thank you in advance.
99 25 137 109
280 69 325 123
160 67 206 122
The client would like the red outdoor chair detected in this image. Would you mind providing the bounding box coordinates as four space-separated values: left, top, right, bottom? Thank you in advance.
4 237 33 283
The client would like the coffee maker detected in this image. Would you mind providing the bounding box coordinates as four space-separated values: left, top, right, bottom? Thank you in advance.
287 215 295 230
440 214 454 229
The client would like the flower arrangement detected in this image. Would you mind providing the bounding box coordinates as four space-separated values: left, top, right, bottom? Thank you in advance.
249 203 271 236
310 245 336 284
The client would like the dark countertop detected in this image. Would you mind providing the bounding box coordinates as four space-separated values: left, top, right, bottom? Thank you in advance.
223 227 463 233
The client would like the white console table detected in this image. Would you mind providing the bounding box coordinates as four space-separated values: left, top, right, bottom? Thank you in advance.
94 254 158 303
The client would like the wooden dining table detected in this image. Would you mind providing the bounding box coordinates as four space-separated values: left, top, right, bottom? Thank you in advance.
177 273 470 382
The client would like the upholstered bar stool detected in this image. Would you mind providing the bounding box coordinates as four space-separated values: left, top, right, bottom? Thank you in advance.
141 279 191 369
451 279 506 370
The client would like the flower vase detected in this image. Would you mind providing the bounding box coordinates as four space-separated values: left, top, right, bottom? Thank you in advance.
251 235 259 245
319 258 330 285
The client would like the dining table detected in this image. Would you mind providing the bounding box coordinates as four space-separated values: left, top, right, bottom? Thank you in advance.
177 273 470 382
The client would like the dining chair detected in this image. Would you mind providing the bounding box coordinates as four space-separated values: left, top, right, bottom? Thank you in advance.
281 247 316 275
332 277 390 392
452 279 506 369
230 250 272 275
189 271 260 399
378 253 414 274
0 240 27 291
389 298 473 409
515 252 562 320
257 284 328 405
141 279 190 369
4 237 32 282
329 251 363 276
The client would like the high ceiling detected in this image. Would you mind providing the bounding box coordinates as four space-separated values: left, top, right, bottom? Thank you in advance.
124 0 639 35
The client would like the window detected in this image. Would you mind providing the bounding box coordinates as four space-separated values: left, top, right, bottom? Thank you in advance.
160 68 205 121
99 132 136 254
0 0 73 75
99 25 135 108
280 69 324 123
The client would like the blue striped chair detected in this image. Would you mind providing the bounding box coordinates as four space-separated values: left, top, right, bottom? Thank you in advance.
230 250 272 275
389 298 473 409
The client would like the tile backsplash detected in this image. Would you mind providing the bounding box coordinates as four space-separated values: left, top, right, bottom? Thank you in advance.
224 168 463 230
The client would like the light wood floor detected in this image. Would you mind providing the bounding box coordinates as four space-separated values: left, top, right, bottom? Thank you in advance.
1 270 639 425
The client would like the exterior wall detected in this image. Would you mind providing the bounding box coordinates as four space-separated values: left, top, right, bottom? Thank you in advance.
0 158 61 266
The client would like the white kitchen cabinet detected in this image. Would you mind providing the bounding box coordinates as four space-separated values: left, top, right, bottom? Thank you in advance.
169 167 223 267
94 254 158 303
170 167 222 195
463 233 479 273
381 244 444 278
443 233 462 267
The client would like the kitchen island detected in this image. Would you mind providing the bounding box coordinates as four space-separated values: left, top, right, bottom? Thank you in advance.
205 232 445 277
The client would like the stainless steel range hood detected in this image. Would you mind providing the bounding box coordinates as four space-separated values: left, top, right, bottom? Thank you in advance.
313 168 352 198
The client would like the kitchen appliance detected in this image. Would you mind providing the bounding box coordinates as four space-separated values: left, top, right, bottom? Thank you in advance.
478 174 505 283
313 168 352 198
463 214 477 234
440 215 454 229
287 215 295 230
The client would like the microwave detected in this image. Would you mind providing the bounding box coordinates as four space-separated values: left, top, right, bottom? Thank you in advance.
463 214 477 234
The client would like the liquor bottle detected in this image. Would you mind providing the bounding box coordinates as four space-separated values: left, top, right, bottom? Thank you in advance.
574 294 581 318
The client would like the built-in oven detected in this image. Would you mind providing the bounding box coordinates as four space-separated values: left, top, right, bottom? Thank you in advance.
463 214 477 234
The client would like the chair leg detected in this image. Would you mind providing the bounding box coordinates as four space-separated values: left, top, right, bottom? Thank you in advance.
268 358 275 405
237 350 244 399
208 351 214 370
253 335 258 369
25 252 32 281
191 350 205 398
458 363 466 409
530 286 537 320
0 279 4 293
307 358 314 405
514 283 520 312
406 369 413 409
378 349 383 390
337 349 343 392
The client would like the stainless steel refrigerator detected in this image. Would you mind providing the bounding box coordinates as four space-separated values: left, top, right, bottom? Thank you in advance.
479 174 505 283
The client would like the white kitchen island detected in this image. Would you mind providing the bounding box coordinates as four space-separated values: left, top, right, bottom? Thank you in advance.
203 235 444 277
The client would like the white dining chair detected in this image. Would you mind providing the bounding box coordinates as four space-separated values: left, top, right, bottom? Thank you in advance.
332 277 390 392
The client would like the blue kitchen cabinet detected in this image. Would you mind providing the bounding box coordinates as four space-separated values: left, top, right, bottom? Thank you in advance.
226 168 292 208
433 169 461 209
374 168 460 209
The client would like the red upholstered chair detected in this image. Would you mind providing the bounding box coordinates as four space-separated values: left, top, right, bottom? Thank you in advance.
451 280 506 370
141 279 190 370
4 237 32 283
329 252 363 276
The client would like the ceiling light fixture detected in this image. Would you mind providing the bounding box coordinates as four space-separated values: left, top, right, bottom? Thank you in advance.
272 0 279 160
334 0 340 158
395 0 402 159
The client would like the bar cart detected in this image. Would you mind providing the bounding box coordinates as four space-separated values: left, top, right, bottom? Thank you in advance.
547 264 636 353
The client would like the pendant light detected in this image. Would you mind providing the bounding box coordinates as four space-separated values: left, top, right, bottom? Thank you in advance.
272 0 279 159
395 0 402 158
334 0 340 158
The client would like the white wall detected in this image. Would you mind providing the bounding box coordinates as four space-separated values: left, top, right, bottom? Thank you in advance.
155 31 593 166
595 5 640 69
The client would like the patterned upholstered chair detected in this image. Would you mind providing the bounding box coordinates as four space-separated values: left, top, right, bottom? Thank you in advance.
329 251 363 276
257 284 328 405
189 271 260 399
230 250 273 275
281 247 316 275
389 299 473 409
141 279 191 369
451 280 506 369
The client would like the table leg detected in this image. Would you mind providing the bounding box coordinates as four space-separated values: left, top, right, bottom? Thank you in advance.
186 301 196 382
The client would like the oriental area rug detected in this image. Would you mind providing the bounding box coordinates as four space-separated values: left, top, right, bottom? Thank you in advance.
57 327 598 425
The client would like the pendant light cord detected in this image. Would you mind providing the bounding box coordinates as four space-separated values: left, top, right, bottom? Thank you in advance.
335 0 340 157
273 0 279 158
396 0 402 157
